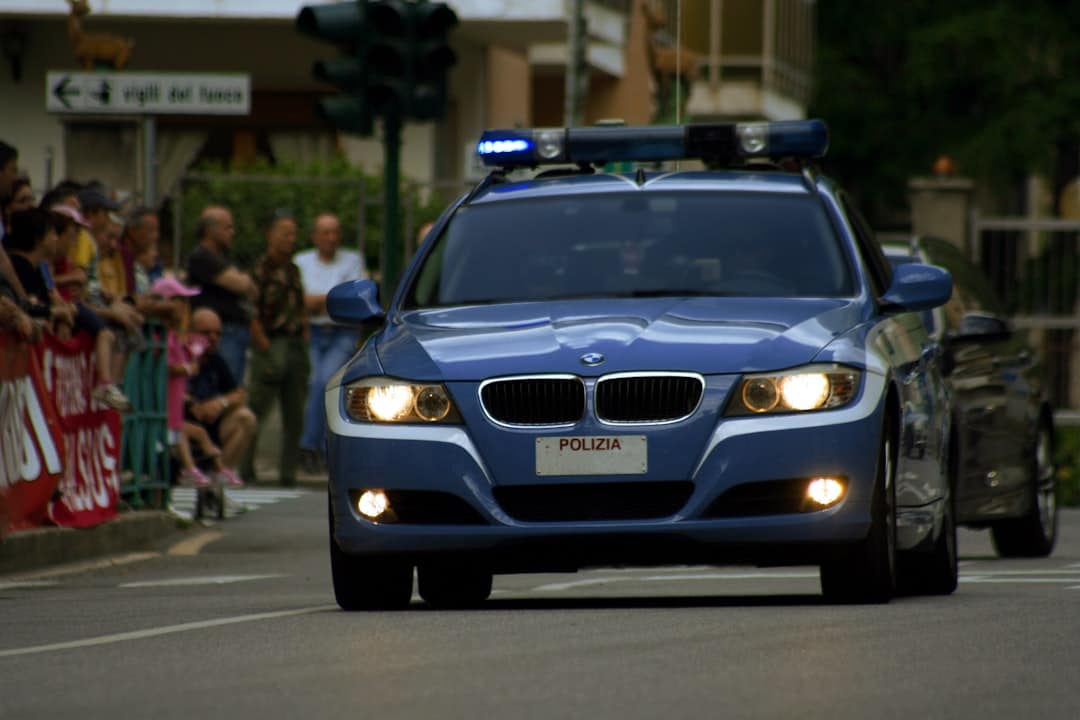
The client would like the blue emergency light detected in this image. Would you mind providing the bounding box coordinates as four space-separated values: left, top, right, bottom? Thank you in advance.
475 119 829 168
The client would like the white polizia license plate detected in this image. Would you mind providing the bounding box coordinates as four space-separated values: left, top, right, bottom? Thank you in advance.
535 436 648 476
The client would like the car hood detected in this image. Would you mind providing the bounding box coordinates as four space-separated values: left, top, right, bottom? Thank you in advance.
374 297 865 380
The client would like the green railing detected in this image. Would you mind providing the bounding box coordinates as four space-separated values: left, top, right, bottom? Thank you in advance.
119 322 170 509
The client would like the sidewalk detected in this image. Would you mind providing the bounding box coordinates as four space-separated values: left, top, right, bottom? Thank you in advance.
0 511 186 576
0 403 327 577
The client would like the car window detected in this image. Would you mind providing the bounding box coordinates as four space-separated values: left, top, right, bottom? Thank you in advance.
839 192 892 298
404 191 855 308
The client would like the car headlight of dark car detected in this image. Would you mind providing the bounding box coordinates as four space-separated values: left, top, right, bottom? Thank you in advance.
345 378 463 424
726 364 861 416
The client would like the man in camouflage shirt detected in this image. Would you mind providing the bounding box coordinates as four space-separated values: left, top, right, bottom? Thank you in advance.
241 210 311 486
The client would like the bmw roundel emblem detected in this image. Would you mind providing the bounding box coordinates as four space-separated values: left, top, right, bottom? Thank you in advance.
580 352 605 366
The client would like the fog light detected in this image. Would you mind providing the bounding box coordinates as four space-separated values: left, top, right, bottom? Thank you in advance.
357 490 390 519
806 477 844 507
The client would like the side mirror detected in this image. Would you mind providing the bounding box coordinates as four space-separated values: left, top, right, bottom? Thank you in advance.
880 263 953 313
327 279 385 326
946 311 1011 344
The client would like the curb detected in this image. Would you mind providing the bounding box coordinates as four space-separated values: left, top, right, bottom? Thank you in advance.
0 511 188 576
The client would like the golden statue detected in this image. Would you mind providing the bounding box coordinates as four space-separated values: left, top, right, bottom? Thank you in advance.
66 0 135 70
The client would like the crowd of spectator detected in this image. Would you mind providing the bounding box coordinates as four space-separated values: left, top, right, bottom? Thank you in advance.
2 136 371 494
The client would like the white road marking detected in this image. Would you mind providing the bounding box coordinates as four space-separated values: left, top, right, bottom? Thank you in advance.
960 577 1080 584
169 488 309 520
0 581 60 590
119 574 284 588
534 571 818 593
531 566 1080 593
2 552 161 581
0 605 336 659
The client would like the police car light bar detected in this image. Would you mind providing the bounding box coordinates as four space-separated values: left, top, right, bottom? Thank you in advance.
475 119 828 168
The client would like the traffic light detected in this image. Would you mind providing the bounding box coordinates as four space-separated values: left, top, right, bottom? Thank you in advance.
297 1 374 134
298 1 457 127
409 2 458 120
365 0 458 120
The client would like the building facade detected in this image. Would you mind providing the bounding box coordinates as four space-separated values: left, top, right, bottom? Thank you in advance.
0 0 814 204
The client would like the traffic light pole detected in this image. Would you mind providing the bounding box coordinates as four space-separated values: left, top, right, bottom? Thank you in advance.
382 112 402 298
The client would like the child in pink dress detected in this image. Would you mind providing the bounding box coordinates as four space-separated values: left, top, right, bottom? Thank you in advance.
153 276 241 487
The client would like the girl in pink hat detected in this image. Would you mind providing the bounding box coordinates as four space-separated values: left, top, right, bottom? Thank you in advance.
154 276 241 488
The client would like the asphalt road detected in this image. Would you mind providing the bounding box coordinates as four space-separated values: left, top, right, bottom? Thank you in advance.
2 489 1079 720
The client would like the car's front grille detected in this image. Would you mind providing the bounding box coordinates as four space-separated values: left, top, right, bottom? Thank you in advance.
481 377 585 425
493 481 694 522
595 374 703 423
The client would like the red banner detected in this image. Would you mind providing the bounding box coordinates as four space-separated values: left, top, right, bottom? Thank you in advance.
1 332 65 533
34 332 123 528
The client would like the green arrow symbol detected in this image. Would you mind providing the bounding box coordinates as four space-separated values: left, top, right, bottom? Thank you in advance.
52 75 81 109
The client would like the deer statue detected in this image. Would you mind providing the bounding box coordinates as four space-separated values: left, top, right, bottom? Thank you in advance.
66 0 135 70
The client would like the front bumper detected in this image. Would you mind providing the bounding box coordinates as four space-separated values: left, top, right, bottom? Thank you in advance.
326 374 888 570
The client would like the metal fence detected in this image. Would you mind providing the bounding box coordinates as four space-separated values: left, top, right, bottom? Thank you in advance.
971 213 1080 421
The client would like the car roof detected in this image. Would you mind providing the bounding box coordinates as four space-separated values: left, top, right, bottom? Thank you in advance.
468 169 817 205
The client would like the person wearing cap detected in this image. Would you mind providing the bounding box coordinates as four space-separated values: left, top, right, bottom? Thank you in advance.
152 275 242 489
47 203 91 301
186 204 256 385
240 210 310 487
67 185 118 282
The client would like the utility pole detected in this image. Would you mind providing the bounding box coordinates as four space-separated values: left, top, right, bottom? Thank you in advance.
563 0 587 127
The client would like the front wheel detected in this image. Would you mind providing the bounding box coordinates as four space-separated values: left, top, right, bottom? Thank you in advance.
821 424 897 604
991 422 1057 558
329 496 413 611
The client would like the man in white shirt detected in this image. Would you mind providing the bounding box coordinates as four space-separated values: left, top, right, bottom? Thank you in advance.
293 212 366 473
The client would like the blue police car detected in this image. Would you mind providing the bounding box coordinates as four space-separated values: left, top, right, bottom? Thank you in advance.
324 120 956 609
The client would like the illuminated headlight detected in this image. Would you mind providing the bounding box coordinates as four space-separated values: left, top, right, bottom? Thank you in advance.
727 365 860 416
345 378 462 423
357 490 390 519
806 477 845 508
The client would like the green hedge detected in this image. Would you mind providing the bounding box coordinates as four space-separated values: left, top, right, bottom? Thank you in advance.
178 158 447 272
1057 427 1080 506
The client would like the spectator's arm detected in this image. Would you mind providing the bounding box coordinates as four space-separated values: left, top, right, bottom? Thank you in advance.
134 293 173 320
214 266 256 299
94 300 143 333
304 292 327 315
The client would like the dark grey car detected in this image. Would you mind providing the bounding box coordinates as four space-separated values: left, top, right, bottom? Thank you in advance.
885 235 1057 557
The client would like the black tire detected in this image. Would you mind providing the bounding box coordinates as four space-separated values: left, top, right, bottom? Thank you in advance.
820 424 897 604
418 563 493 609
328 496 413 611
898 485 958 596
991 422 1057 558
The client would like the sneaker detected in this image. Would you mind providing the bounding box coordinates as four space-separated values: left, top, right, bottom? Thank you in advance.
212 467 244 488
178 467 211 487
92 383 133 412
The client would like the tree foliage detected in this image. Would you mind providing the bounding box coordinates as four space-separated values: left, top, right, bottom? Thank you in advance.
178 157 448 271
811 0 1080 224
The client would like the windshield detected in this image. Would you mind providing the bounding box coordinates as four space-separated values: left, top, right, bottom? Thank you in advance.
404 190 854 308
